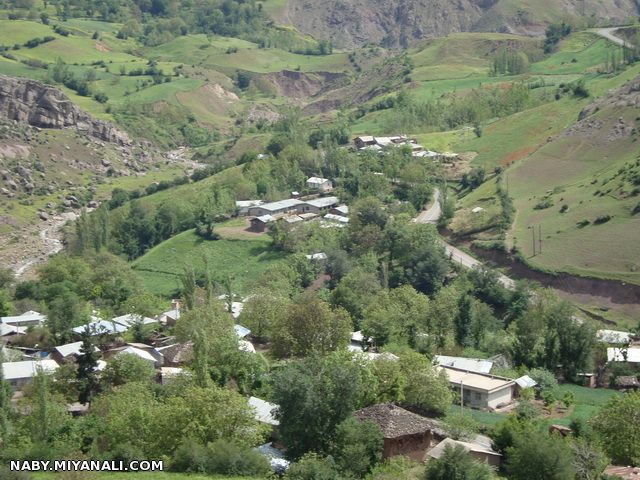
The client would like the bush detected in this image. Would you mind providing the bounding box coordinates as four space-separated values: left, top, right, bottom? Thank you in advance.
285 454 341 480
594 215 612 224
528 368 558 392
559 204 568 213
576 219 590 228
172 439 270 476
534 198 554 210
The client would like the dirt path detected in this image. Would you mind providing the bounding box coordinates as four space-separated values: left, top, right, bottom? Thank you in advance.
595 27 635 47
4 212 78 279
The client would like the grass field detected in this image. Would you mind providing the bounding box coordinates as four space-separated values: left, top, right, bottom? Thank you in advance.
506 103 640 284
132 228 288 297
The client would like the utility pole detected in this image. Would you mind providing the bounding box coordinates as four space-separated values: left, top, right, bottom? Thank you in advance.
538 224 542 254
529 225 536 256
460 381 464 413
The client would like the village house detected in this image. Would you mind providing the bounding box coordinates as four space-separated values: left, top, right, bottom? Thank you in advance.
248 198 304 217
440 366 515 410
1 310 46 327
111 313 158 329
159 366 186 385
2 359 59 391
427 437 502 467
104 344 164 367
353 135 377 149
51 341 100 364
597 329 633 344
299 196 340 214
433 355 493 374
331 204 349 216
355 404 433 462
157 342 193 367
236 200 264 215
608 346 640 364
323 213 349 225
0 323 26 342
306 176 333 192
72 319 128 337
158 300 181 326
249 214 274 232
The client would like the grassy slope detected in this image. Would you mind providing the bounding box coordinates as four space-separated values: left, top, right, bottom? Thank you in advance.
506 102 640 284
132 227 289 297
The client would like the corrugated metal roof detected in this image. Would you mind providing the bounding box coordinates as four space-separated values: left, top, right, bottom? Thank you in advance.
434 355 493 374
608 347 640 363
259 198 303 212
249 396 279 425
515 375 537 388
440 366 514 393
597 329 632 344
2 359 58 380
306 196 339 208
234 324 251 338
54 341 99 358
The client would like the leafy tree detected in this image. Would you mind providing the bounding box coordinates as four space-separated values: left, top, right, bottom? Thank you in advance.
46 290 90 344
592 391 640 465
271 295 351 358
506 430 575 480
424 444 495 480
331 416 383 477
441 411 480 441
331 267 382 325
370 356 406 403
238 290 290 340
399 351 452 414
77 330 100 404
571 439 609 480
101 354 156 388
271 352 371 459
285 453 341 480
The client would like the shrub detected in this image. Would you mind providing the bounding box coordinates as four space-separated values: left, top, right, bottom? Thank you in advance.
534 198 554 210
593 215 612 225
528 368 558 392
559 204 568 213
576 220 590 228
285 454 341 480
172 439 270 476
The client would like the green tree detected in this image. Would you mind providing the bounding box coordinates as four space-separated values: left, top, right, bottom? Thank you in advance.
506 430 575 480
399 351 452 414
592 391 640 465
424 444 495 480
76 330 100 404
271 352 370 459
0 348 10 446
46 290 90 344
285 454 341 480
272 295 351 358
331 267 382 324
331 416 383 477
238 290 290 340
101 354 155 388
571 439 609 480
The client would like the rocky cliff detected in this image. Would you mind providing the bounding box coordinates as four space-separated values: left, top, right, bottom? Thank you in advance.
276 0 640 48
0 75 130 145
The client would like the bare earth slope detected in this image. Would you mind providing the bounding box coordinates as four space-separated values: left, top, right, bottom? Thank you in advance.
276 0 639 48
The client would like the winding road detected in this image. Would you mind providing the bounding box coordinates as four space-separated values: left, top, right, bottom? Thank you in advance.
595 27 629 47
415 189 516 290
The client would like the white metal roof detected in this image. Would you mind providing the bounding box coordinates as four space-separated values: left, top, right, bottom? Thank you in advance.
72 320 128 336
434 355 493 374
1 310 45 326
307 177 330 184
115 346 157 364
2 359 58 380
333 205 349 215
515 375 537 388
54 341 99 358
255 214 274 223
0 323 26 336
305 253 327 260
608 347 640 363
259 198 303 212
597 329 632 344
428 438 501 460
305 196 339 208
236 200 264 207
234 324 251 338
324 213 349 223
112 314 158 328
248 396 279 426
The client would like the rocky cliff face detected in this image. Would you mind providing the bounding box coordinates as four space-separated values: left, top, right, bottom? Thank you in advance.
277 0 640 48
0 75 130 145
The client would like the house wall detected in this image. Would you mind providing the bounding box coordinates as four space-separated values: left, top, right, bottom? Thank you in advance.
383 431 432 462
487 387 512 409
470 451 501 467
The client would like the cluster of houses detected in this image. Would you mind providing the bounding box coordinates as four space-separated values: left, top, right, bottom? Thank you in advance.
0 300 259 392
236 177 349 233
353 134 460 162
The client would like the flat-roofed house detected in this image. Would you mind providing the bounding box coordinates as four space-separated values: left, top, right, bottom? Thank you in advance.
428 437 502 467
441 366 514 410
306 177 333 192
355 403 433 462
597 329 632 344
354 136 376 149
300 196 340 214
433 355 493 374
1 310 46 327
236 200 264 215
3 359 59 391
608 347 640 364
248 199 304 217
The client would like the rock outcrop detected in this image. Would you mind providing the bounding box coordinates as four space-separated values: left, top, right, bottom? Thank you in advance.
0 75 130 145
